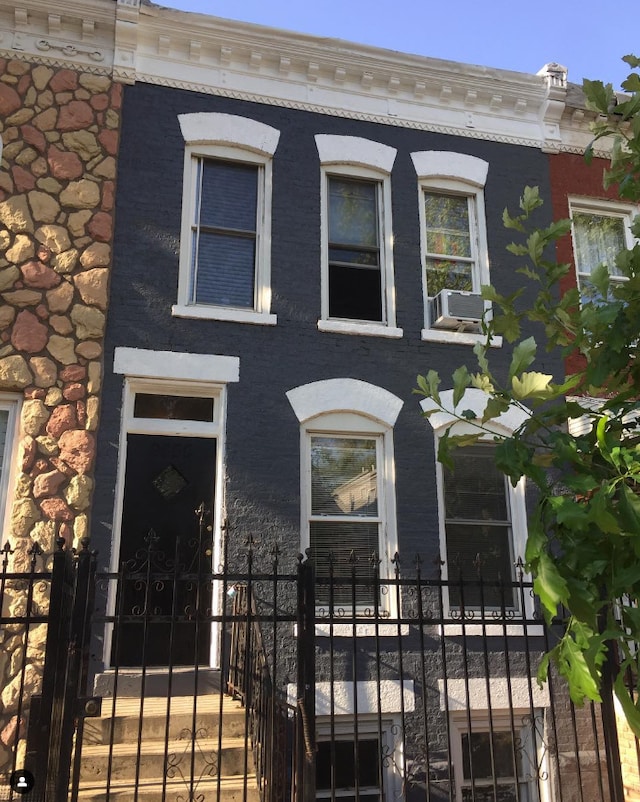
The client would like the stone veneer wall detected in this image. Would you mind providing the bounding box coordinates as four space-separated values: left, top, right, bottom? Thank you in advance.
0 56 120 769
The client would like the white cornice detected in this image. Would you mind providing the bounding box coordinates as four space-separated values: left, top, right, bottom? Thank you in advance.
0 0 118 74
0 0 609 156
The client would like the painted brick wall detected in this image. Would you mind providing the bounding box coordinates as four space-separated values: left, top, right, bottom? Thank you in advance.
93 80 559 572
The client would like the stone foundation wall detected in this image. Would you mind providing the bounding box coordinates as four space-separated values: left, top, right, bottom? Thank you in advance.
0 56 120 770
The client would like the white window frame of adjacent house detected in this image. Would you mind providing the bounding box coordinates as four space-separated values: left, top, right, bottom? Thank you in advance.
0 394 21 538
173 112 280 325
106 347 240 668
569 196 638 301
315 135 402 339
449 709 551 802
411 151 500 348
421 389 533 631
287 379 403 623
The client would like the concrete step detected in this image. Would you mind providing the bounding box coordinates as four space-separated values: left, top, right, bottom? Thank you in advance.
79 735 251 782
82 694 248 744
74 774 261 802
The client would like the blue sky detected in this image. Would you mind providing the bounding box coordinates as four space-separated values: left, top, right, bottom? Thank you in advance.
156 0 636 90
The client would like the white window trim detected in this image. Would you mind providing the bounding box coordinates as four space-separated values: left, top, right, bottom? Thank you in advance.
174 113 280 325
569 196 638 293
314 714 403 802
421 388 533 627
106 347 240 669
411 151 500 347
315 135 401 337
449 707 552 802
0 394 21 540
288 379 402 623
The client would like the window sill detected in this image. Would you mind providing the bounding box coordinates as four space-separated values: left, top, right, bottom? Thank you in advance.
318 319 404 338
439 622 543 637
294 622 408 638
421 328 502 348
172 304 277 325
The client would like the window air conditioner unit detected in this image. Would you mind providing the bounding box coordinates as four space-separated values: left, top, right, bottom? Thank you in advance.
431 289 485 330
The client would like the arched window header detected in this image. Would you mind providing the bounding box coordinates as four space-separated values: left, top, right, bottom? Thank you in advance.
420 388 530 435
315 134 397 173
410 151 489 187
287 378 403 426
178 112 280 156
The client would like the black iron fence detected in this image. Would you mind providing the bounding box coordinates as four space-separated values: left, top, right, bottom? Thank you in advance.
0 535 635 802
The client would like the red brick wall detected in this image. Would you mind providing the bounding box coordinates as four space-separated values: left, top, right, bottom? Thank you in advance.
548 152 618 377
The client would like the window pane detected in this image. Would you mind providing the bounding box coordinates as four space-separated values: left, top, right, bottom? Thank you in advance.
317 739 380 790
199 159 258 232
328 263 383 321
444 447 509 521
310 521 379 605
329 178 378 247
0 410 8 476
424 193 471 258
446 523 515 608
426 258 473 296
462 731 517 780
133 395 214 422
194 231 255 307
311 437 378 516
573 212 625 278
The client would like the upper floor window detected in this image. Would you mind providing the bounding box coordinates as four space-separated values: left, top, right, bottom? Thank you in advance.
174 113 280 325
569 198 637 302
411 151 494 346
315 135 402 339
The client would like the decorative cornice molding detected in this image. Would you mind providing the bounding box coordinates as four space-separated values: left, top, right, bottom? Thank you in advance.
0 0 607 156
134 71 546 149
0 0 116 72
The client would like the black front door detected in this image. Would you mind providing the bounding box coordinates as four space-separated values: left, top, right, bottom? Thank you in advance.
113 433 216 667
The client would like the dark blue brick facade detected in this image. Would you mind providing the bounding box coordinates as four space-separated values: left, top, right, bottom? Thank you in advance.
92 81 560 568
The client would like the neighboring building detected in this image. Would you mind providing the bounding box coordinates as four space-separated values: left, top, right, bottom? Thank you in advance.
0 0 128 778
549 74 640 802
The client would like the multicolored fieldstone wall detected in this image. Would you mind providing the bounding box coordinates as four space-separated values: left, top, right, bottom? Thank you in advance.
0 55 120 768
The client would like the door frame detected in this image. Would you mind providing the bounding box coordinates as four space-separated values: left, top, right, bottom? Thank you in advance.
105 348 240 669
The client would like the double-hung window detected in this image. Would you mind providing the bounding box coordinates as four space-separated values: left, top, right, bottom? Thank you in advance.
287 379 402 613
423 191 478 297
451 713 545 802
327 176 383 322
442 444 516 610
190 157 260 309
309 434 382 605
315 135 401 338
175 113 280 325
570 199 636 302
411 151 492 344
422 388 530 617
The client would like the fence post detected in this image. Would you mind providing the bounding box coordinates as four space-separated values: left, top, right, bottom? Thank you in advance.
67 541 98 802
600 637 625 802
296 557 316 802
24 539 73 802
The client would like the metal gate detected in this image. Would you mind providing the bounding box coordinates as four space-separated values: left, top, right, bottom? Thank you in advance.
0 537 632 802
